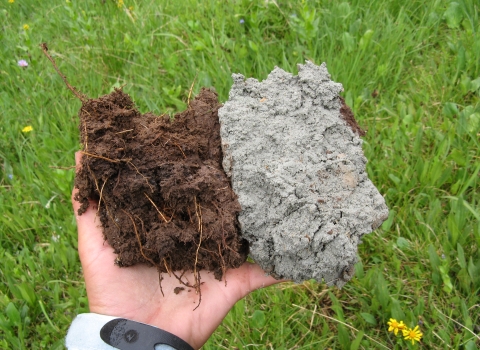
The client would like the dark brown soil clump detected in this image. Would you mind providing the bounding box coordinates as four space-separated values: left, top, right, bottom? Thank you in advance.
339 96 366 137
74 88 248 281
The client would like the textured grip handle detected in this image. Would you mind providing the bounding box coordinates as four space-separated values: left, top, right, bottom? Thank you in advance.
100 318 194 350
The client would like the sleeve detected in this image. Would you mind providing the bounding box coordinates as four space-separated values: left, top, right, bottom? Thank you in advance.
65 313 178 350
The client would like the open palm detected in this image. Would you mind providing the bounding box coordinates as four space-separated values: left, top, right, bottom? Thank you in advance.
72 152 280 349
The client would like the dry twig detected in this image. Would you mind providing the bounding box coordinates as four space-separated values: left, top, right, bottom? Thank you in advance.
187 73 198 106
40 43 87 103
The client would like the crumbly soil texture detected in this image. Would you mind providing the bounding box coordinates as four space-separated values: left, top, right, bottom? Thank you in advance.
74 88 248 281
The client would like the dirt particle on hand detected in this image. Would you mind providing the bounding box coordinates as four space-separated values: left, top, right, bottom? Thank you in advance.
174 287 185 295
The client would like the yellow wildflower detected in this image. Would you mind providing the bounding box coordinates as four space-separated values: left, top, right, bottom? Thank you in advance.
23 24 30 31
387 318 406 336
117 0 123 8
403 325 423 345
128 6 134 11
22 126 33 133
9 0 15 3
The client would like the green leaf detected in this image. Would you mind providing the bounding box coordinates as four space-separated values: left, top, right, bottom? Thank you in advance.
469 78 480 92
439 265 453 293
192 40 206 51
451 180 461 195
360 313 377 325
396 237 409 250
457 243 466 269
449 218 460 247
414 297 425 316
342 32 355 53
5 303 21 326
329 292 345 320
375 273 390 309
17 283 37 307
337 324 351 348
458 163 480 196
0 314 13 332
388 174 400 185
359 29 374 50
3 160 13 181
338 2 351 16
443 102 458 118
457 45 466 71
381 209 395 231
345 91 354 110
467 112 480 133
250 310 266 329
460 299 471 326
457 268 471 291
349 18 362 34
460 75 472 95
428 245 441 270
6 276 22 301
248 40 259 52
355 260 364 279
390 298 406 320
468 257 480 286
448 148 467 167
465 340 477 350
350 330 364 350
443 2 463 29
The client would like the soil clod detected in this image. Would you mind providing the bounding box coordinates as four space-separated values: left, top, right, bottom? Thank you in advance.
73 87 248 286
218 61 389 287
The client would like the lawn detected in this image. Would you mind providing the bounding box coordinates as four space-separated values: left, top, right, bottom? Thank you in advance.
0 0 479 349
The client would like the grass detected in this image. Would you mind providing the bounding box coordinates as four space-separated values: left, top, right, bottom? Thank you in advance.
0 0 479 348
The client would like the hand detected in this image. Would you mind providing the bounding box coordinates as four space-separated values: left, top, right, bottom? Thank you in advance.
72 152 281 349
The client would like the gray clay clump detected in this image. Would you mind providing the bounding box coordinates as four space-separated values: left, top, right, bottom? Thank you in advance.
218 61 389 287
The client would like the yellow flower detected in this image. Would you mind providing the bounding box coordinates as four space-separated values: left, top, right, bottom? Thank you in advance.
22 126 33 133
128 6 134 11
387 318 406 336
23 24 29 30
403 325 423 345
9 0 15 3
117 0 123 8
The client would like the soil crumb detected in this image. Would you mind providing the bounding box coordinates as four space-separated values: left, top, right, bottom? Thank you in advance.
339 96 366 137
74 88 248 280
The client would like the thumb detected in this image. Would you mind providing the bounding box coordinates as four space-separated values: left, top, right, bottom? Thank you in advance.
71 152 112 263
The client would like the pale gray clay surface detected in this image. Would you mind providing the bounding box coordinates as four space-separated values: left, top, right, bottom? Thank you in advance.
219 61 389 287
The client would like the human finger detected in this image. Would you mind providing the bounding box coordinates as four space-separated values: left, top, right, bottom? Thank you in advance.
225 262 286 301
